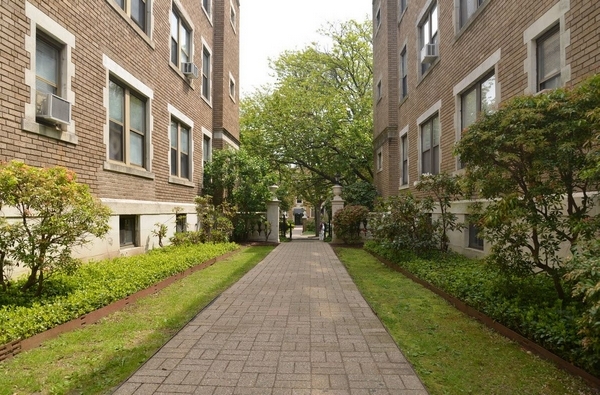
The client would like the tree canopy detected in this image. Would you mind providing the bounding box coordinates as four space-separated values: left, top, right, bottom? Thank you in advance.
241 19 374 207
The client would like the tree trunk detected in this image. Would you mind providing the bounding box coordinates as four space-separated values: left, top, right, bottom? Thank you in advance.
21 267 39 291
314 201 323 237
35 270 44 297
551 271 566 300
0 251 6 292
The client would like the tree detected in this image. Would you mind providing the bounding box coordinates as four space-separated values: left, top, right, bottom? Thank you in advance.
0 161 111 296
241 19 373 199
454 75 600 299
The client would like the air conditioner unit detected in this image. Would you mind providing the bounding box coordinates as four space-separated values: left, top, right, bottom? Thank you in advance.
421 43 438 64
182 62 199 79
36 91 71 125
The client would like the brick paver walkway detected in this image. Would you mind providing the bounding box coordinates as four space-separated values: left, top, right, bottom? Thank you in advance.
114 240 428 395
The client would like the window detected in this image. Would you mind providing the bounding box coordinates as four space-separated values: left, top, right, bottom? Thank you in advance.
176 214 187 233
202 46 211 101
459 72 495 168
376 7 381 30
229 73 236 100
399 0 407 15
459 0 484 28
170 8 192 69
230 1 237 30
114 0 146 30
203 134 211 164
170 119 191 180
202 0 211 18
297 199 302 204
420 115 440 175
400 48 408 99
419 3 438 74
109 79 147 168
36 35 60 96
468 221 484 250
376 80 382 101
401 134 408 185
377 149 383 172
120 215 138 247
537 25 561 91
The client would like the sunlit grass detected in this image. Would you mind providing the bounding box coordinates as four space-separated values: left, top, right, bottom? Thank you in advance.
0 246 274 395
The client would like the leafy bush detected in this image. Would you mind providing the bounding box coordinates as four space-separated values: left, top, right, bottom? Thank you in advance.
0 242 238 345
0 161 111 296
305 218 316 232
365 241 600 376
333 205 369 244
169 231 204 246
369 194 437 252
195 195 234 243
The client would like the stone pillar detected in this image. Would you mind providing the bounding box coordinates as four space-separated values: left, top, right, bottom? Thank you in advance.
331 184 344 243
266 185 280 243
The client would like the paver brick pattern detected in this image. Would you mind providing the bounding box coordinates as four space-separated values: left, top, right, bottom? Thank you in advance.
114 240 428 395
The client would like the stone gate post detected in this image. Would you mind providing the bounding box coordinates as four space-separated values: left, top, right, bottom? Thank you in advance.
331 184 344 243
266 185 280 243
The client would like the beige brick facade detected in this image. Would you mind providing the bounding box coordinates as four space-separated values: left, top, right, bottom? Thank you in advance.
0 0 239 260
373 0 600 256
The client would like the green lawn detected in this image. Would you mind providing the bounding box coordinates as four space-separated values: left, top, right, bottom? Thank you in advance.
0 245 274 395
335 247 596 395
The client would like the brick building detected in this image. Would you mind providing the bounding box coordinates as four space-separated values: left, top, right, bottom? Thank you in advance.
373 0 600 256
0 0 240 260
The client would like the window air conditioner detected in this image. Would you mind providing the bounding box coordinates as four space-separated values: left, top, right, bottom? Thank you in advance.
421 43 438 64
182 62 199 79
36 91 71 125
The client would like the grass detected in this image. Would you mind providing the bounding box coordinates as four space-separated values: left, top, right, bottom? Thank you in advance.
335 247 597 395
0 245 274 395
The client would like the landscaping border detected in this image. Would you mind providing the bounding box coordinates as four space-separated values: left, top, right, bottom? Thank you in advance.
366 250 600 389
0 248 241 363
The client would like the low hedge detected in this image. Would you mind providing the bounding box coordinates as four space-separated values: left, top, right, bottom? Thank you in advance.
364 241 600 377
0 243 239 345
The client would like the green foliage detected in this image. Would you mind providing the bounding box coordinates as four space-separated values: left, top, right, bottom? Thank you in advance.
565 240 600 356
151 223 168 247
416 173 465 252
365 242 600 376
455 75 600 299
0 161 111 296
194 195 234 243
0 242 238 345
332 205 369 244
342 180 378 210
169 231 204 246
305 218 316 232
203 148 275 213
369 194 437 252
241 19 373 191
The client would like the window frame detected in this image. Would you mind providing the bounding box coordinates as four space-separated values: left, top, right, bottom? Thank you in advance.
201 42 212 103
376 147 383 172
115 0 147 31
203 130 212 166
202 0 212 20
119 215 139 247
229 72 236 101
399 0 407 17
108 78 148 169
468 220 484 250
420 114 440 176
536 24 561 92
400 47 408 100
401 133 408 186
459 0 484 29
418 2 438 75
176 213 187 233
170 6 193 71
230 0 237 32
170 119 192 181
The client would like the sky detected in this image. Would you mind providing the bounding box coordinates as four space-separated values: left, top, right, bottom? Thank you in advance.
239 1 372 98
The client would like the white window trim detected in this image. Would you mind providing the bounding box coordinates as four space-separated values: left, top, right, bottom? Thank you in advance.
22 1 77 144
201 37 213 106
202 126 212 163
102 54 155 179
523 0 571 94
105 0 155 46
230 0 237 33
452 49 501 171
376 78 383 102
202 0 213 25
399 125 409 189
416 100 442 180
376 147 383 173
229 72 236 102
168 104 195 187
375 4 382 35
399 41 408 101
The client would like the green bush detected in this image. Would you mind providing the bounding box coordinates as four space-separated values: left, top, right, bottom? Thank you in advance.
305 218 316 232
0 243 238 345
364 241 600 376
333 205 369 244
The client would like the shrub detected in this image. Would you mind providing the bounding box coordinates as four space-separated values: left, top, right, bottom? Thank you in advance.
0 242 238 344
305 218 316 232
0 161 111 296
195 195 234 243
169 231 204 246
369 194 437 252
365 241 600 376
333 205 369 244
